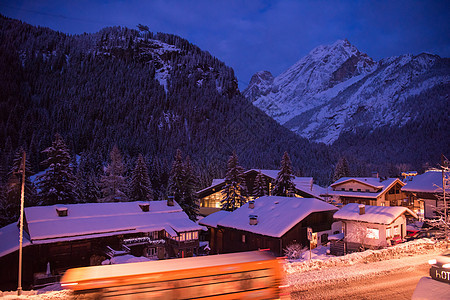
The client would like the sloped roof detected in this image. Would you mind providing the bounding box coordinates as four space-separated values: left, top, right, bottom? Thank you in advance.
0 222 32 257
402 170 449 193
198 169 324 199
333 203 417 225
328 177 403 198
215 196 337 238
198 211 231 228
24 201 202 244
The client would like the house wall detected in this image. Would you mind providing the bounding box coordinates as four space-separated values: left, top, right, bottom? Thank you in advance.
343 215 407 251
333 181 379 193
217 210 336 256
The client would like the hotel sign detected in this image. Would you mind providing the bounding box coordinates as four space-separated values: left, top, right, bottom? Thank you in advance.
430 266 450 284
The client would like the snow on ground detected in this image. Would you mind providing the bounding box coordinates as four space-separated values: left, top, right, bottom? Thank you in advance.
285 238 448 291
3 238 447 299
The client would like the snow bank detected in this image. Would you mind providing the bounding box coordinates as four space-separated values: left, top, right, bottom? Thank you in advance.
285 238 447 274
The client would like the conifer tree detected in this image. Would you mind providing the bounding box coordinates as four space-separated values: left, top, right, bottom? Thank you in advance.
75 152 101 203
168 149 184 204
253 170 267 198
99 145 128 202
182 155 199 221
333 157 350 182
129 154 153 202
221 152 247 211
272 151 296 197
0 149 37 226
37 133 77 205
168 150 199 220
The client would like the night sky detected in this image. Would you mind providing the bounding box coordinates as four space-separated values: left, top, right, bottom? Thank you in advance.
1 0 449 89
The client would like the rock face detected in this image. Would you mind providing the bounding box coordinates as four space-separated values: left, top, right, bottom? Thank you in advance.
244 39 450 145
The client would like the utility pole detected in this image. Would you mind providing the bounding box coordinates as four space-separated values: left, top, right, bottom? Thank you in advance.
17 151 26 295
442 154 448 248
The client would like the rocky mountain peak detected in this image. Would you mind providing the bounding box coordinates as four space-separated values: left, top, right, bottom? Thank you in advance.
242 70 274 102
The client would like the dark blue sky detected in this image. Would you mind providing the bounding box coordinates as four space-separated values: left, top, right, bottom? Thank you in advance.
1 0 449 89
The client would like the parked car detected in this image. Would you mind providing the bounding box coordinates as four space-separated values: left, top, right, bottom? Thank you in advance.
428 250 450 284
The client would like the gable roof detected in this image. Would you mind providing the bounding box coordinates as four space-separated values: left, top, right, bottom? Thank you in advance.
213 196 337 238
402 170 449 193
197 169 325 199
0 222 32 258
24 201 202 244
328 177 404 198
198 211 231 228
333 203 417 225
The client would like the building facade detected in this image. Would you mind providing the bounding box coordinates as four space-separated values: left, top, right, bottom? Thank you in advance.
199 196 337 256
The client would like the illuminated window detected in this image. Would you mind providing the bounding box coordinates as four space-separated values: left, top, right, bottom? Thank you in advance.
393 226 399 236
193 231 198 239
386 227 391 238
242 235 246 243
366 228 379 239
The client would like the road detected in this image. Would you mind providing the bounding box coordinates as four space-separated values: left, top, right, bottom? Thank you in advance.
290 263 429 299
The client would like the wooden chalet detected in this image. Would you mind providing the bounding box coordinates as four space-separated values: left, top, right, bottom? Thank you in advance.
326 174 407 207
402 170 449 219
0 200 202 290
199 196 337 256
197 169 326 216
331 203 417 255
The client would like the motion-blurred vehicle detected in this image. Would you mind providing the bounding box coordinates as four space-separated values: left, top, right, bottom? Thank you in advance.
61 250 287 299
428 250 450 284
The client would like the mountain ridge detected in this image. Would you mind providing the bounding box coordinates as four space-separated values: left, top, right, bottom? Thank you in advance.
244 39 449 145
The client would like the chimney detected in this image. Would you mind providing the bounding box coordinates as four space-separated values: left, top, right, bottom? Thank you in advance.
139 202 150 212
371 171 379 178
167 196 174 206
249 214 258 225
359 204 365 215
248 200 255 209
56 206 68 217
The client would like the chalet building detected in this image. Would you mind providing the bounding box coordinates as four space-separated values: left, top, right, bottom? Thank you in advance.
0 200 202 290
197 169 326 216
325 175 407 207
199 196 338 256
402 170 449 219
330 203 417 255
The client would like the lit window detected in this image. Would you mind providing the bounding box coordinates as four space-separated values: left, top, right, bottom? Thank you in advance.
242 235 246 243
366 228 379 239
386 227 391 238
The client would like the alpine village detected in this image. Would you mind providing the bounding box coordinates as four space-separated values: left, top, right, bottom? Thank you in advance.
0 12 449 298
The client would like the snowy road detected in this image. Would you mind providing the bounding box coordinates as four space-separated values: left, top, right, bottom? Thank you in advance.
287 253 447 300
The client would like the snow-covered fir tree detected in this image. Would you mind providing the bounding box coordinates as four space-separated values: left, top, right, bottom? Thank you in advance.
221 152 247 211
168 150 199 220
271 151 295 197
75 152 101 203
182 155 199 221
168 149 184 204
333 157 350 182
253 170 267 198
99 145 128 202
129 153 153 202
37 133 77 205
0 148 37 226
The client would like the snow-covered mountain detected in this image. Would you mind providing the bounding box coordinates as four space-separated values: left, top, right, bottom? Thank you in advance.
244 40 450 144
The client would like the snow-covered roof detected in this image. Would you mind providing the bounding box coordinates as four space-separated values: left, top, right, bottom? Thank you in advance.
0 222 32 257
215 196 337 238
24 201 202 244
198 211 231 228
333 203 417 225
331 177 399 189
198 169 324 199
328 177 402 198
402 170 449 193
